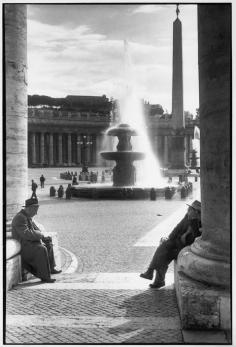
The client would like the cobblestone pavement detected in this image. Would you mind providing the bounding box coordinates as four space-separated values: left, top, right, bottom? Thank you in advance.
6 271 183 344
5 169 202 344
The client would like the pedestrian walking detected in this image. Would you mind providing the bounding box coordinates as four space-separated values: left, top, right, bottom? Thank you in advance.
31 180 38 198
40 174 45 188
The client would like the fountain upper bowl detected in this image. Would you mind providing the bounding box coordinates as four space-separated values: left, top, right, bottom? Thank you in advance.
106 123 139 136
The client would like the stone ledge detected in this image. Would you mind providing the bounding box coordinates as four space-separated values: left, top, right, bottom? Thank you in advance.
6 255 22 291
175 264 231 331
7 239 21 260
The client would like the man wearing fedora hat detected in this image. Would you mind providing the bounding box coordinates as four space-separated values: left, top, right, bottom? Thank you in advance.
140 200 202 288
12 198 61 283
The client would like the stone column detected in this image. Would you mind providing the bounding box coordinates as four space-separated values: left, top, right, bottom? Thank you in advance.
86 135 91 164
157 136 163 165
40 132 44 165
96 134 102 166
189 134 193 152
58 134 63 165
49 133 54 166
77 134 81 165
31 132 36 165
175 4 231 330
67 133 72 166
5 4 27 219
164 135 169 166
92 135 97 165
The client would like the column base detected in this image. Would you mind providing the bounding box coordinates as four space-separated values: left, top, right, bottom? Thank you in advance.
174 263 231 331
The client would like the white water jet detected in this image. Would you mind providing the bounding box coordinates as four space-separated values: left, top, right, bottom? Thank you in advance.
117 40 166 187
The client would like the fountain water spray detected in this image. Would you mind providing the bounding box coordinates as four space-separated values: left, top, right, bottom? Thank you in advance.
117 40 166 187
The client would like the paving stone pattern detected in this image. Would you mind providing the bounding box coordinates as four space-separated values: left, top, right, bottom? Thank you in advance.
5 169 198 344
6 282 183 344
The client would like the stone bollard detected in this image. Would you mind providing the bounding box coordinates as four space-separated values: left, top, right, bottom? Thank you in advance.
165 187 172 199
150 188 156 201
50 186 56 197
180 186 187 199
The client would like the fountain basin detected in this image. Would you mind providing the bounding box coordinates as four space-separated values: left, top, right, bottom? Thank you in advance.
70 183 171 200
101 151 145 161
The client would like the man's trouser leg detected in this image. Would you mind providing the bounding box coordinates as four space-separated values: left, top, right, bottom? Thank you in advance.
148 241 174 281
42 238 56 272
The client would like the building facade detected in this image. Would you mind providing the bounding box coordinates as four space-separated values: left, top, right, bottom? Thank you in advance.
28 95 199 168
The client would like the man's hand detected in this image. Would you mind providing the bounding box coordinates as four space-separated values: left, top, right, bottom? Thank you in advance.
180 227 194 246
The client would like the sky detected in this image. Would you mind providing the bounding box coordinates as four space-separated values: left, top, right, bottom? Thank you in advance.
27 4 199 114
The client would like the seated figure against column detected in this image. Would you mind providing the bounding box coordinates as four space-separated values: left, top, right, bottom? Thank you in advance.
12 198 62 283
140 200 201 288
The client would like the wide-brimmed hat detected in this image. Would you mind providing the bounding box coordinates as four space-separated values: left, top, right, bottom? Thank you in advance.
186 200 201 212
22 198 39 207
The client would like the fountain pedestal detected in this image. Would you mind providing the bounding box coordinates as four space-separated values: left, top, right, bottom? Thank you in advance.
101 124 145 187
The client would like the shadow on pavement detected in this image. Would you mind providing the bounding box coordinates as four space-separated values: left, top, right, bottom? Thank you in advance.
107 288 182 343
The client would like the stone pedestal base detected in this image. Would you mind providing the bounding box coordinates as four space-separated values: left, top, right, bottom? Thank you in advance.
6 253 22 291
174 264 230 330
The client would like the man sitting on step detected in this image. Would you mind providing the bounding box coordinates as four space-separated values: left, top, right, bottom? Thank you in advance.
12 198 62 283
140 200 201 289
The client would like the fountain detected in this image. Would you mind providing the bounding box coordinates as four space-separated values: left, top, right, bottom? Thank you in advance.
70 41 178 199
100 123 145 186
70 122 171 199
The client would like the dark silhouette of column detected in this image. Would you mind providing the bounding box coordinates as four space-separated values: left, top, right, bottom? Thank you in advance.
176 4 231 331
40 132 44 165
68 133 72 166
58 134 63 165
31 132 36 165
49 133 54 166
77 134 81 164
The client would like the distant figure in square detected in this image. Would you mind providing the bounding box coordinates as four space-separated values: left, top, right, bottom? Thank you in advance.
40 174 45 188
57 185 64 198
31 180 38 198
66 184 72 199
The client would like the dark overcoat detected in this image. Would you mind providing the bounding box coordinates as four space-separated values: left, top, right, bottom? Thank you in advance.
12 210 51 280
149 214 201 271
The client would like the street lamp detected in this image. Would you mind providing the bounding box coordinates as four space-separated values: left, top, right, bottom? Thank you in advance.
77 135 93 171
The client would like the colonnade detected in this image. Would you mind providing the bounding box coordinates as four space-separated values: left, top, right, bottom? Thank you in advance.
28 131 194 168
153 134 193 167
28 132 106 167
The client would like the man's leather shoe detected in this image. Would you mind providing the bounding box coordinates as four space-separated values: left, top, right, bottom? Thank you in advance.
51 269 62 274
149 281 165 289
140 269 154 280
41 278 56 283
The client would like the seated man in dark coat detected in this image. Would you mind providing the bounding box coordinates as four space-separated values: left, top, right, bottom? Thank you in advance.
12 198 62 283
140 200 201 288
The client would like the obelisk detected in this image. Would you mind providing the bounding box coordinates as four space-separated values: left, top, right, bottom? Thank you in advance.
169 5 186 171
